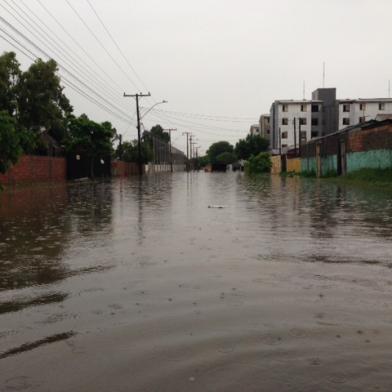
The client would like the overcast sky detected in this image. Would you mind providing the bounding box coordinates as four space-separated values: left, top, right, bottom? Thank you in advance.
1 0 392 154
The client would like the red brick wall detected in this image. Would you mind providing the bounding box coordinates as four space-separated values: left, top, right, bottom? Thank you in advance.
0 155 66 186
112 161 141 176
348 124 392 153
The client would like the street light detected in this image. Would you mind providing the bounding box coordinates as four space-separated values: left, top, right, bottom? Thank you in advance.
141 100 168 120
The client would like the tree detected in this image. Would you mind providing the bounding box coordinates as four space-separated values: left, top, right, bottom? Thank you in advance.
235 134 269 161
207 141 234 164
66 115 115 178
197 155 210 168
0 111 22 174
17 58 73 144
143 124 170 149
150 124 169 143
0 52 21 117
244 152 272 174
216 151 237 165
119 140 152 164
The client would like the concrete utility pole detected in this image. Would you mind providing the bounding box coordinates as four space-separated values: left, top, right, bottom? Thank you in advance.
182 131 191 170
163 128 177 173
189 134 193 159
293 118 297 152
123 92 151 175
189 138 198 171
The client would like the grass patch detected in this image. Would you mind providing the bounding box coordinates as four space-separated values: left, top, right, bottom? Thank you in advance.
327 168 392 190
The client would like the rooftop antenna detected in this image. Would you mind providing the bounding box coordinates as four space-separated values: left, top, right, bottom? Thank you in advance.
302 80 306 100
389 80 391 98
322 61 326 88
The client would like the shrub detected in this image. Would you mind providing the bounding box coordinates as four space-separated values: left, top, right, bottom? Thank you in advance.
244 152 272 174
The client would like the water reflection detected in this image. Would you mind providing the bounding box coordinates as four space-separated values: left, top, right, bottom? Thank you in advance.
1 174 392 391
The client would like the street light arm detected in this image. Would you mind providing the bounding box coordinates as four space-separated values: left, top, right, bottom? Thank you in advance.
140 100 168 120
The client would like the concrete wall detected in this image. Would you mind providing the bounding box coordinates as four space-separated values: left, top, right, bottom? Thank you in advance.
0 155 66 186
287 157 301 173
112 161 140 176
271 156 282 175
301 120 392 176
346 150 392 172
145 163 186 173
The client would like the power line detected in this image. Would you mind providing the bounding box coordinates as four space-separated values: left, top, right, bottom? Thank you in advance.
34 0 125 93
0 27 132 125
150 108 256 122
148 109 247 133
3 0 128 109
65 0 140 91
0 14 132 121
85 0 149 93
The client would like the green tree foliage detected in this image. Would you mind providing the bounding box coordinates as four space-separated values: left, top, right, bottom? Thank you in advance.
235 134 269 161
17 58 73 143
150 124 169 143
244 152 272 174
118 140 152 164
143 124 170 148
0 111 22 174
197 155 210 167
66 115 115 178
207 141 234 164
0 52 21 116
216 151 237 165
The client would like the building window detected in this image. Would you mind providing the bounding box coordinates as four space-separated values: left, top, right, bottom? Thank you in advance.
311 118 319 126
282 104 288 112
311 104 319 113
300 104 307 112
379 103 386 110
359 103 366 111
299 118 307 125
311 131 319 139
282 118 288 125
359 116 366 123
342 117 350 126
281 131 288 139
343 104 351 112
300 131 307 139
282 144 288 148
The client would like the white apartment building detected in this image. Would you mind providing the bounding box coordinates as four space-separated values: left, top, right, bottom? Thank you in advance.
270 100 322 151
338 98 392 130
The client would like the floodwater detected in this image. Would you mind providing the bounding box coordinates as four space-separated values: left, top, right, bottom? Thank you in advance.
1 173 392 392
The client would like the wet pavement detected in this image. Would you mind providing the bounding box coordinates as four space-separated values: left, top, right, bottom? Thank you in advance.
1 173 392 391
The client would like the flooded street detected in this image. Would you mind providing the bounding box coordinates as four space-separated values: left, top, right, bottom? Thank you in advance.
1 173 392 391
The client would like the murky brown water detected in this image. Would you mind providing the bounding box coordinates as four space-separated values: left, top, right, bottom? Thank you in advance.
1 173 392 391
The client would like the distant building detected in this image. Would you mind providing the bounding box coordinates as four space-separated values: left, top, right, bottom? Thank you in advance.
249 124 261 136
259 114 271 140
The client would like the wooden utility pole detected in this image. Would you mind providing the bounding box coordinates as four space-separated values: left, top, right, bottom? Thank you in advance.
123 92 151 175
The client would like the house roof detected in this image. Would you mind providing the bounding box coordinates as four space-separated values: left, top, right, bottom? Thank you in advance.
307 118 392 143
